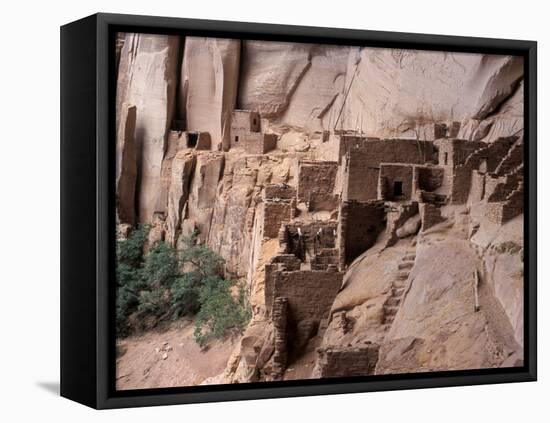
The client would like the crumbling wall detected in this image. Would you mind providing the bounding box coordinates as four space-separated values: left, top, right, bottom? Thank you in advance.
315 344 380 378
271 297 288 378
242 133 277 154
263 201 294 239
450 137 516 204
272 268 343 328
344 139 433 202
494 139 523 176
486 164 524 225
297 161 338 210
264 254 301 312
311 248 340 271
265 183 296 200
419 203 445 231
339 201 386 266
284 220 338 263
486 183 524 224
438 138 485 168
384 202 419 247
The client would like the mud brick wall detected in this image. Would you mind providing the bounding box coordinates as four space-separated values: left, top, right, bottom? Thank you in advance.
265 255 301 312
339 200 386 265
264 183 296 200
311 248 340 271
244 133 277 154
297 161 338 210
378 163 414 201
316 345 380 378
231 110 260 144
494 140 524 176
338 135 375 163
487 167 523 203
272 269 343 325
263 200 293 239
450 137 516 204
271 297 288 377
486 182 524 225
438 138 485 168
345 139 433 202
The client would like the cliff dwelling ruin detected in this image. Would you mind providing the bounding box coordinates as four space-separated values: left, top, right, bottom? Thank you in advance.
114 32 525 389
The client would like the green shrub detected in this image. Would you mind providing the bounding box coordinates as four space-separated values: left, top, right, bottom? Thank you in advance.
115 225 149 336
117 225 149 267
115 228 251 344
193 278 251 347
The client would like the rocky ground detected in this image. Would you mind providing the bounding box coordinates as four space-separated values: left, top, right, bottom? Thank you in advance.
116 319 237 390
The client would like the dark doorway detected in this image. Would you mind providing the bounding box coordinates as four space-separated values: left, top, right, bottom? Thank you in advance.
393 181 403 197
187 132 198 148
235 135 239 143
443 152 448 165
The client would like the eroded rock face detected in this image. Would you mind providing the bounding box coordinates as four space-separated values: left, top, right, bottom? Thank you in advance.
183 152 225 243
239 41 313 118
116 103 137 224
179 38 240 151
165 151 196 246
117 33 181 223
336 49 523 138
207 155 295 277
377 238 516 373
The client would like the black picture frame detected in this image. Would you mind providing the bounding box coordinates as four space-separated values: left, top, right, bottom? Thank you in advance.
60 12 537 409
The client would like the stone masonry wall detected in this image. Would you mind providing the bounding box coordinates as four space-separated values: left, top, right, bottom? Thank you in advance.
265 183 296 200
284 220 338 263
419 203 445 231
315 344 380 378
272 269 343 324
344 139 433 202
244 133 277 154
263 201 293 239
450 137 516 204
384 201 419 248
265 254 301 313
231 109 261 144
339 200 386 266
271 296 288 378
297 161 339 210
378 163 414 201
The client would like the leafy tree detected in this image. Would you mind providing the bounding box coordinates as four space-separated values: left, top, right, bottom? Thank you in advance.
115 225 149 336
116 228 251 344
193 278 251 346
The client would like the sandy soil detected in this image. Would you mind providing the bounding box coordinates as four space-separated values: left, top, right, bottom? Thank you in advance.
116 318 237 390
